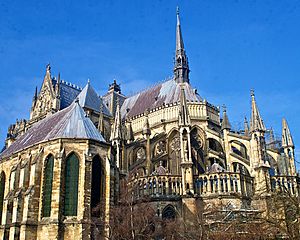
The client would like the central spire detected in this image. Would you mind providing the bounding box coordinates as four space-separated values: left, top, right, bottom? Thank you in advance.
174 7 190 84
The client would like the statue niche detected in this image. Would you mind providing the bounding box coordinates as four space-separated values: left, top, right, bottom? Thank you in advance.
154 140 166 157
169 132 181 175
190 128 206 175
136 148 146 162
152 140 167 173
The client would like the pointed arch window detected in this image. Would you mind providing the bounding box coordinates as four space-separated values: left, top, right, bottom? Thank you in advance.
91 155 104 217
64 153 79 216
0 172 5 221
42 154 54 217
162 205 176 220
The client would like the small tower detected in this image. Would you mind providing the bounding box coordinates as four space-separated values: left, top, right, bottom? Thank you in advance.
178 84 193 194
142 110 151 174
249 90 270 195
98 101 105 138
110 98 122 169
53 73 61 111
103 79 126 117
174 7 190 84
221 105 231 171
281 118 296 176
126 120 134 144
221 105 231 131
30 87 38 119
250 90 267 167
244 117 250 136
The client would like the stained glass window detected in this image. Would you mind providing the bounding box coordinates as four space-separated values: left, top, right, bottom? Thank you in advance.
64 153 79 216
42 155 54 217
0 172 5 221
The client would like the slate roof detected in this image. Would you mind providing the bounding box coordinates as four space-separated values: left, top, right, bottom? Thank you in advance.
0 101 105 159
121 79 201 118
77 82 112 117
58 80 82 109
60 81 82 109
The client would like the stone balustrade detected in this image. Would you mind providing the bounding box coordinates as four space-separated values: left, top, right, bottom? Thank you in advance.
131 172 254 200
194 172 254 198
130 173 300 200
271 175 300 196
131 175 183 200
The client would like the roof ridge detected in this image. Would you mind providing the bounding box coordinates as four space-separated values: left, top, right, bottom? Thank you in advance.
126 77 174 98
60 79 82 90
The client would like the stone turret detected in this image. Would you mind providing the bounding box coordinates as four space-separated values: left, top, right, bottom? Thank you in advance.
126 120 134 144
178 84 193 194
111 98 122 169
98 101 105 137
244 117 250 136
221 105 231 171
249 90 270 195
103 79 126 117
143 110 151 174
221 106 231 131
281 118 296 176
53 73 61 111
250 90 267 167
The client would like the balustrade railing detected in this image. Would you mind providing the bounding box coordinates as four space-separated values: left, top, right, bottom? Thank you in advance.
131 175 183 199
194 172 253 197
131 172 254 200
130 173 300 200
271 176 300 196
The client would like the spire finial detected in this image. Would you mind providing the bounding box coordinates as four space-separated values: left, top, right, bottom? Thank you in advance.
174 7 189 83
282 118 294 148
34 86 38 98
250 89 255 97
222 104 227 112
244 116 249 136
177 6 180 16
178 84 190 126
110 96 122 141
143 109 151 136
250 90 265 132
221 105 231 131
46 63 51 72
87 78 90 84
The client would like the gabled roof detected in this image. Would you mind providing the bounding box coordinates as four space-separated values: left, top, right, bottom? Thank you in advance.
77 82 112 117
0 101 105 159
121 79 201 118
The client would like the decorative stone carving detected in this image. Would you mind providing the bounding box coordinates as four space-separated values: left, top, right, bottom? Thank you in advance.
191 131 204 150
136 148 146 161
170 137 180 152
154 140 166 157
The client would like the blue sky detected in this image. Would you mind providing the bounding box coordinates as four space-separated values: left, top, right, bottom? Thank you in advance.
0 1 299 167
